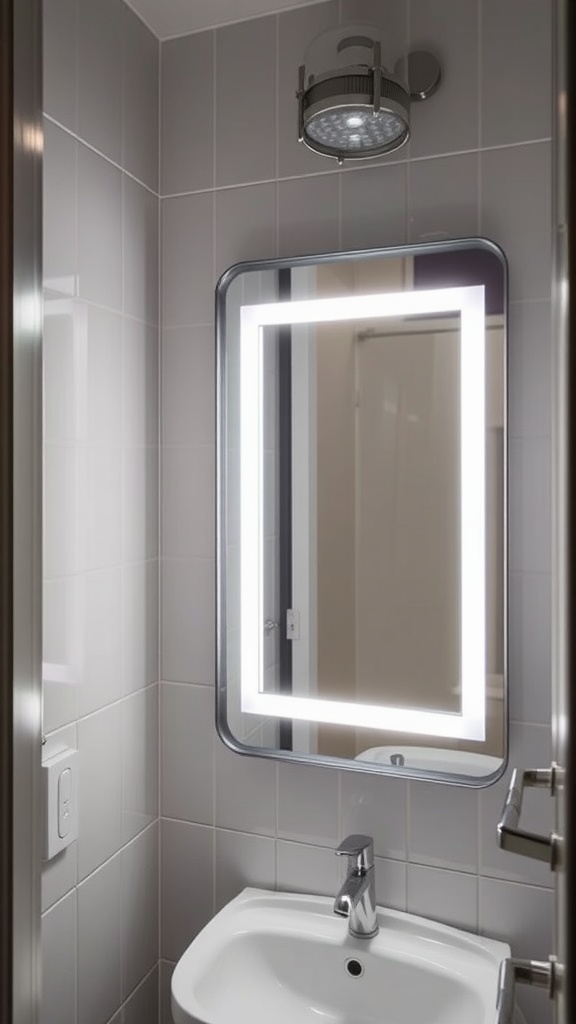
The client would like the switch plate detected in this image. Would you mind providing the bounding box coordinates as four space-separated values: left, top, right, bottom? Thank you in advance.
42 747 79 860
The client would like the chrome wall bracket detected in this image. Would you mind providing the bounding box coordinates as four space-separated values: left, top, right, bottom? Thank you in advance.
497 764 564 869
496 956 558 1024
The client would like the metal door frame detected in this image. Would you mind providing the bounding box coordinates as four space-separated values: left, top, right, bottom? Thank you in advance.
0 0 43 1020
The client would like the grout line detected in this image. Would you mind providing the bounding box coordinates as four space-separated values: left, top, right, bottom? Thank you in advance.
158 137 553 201
43 680 160 738
43 113 160 199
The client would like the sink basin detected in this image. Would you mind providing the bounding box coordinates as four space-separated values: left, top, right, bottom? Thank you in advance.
171 888 510 1024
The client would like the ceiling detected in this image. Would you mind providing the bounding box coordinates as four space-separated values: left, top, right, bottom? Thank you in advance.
124 0 330 40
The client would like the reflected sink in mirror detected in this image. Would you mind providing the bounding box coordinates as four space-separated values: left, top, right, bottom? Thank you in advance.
171 888 512 1024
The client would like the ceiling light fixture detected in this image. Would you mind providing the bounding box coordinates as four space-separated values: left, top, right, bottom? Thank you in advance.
297 25 441 163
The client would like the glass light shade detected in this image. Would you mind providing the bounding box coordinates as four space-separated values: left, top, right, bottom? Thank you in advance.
304 103 408 155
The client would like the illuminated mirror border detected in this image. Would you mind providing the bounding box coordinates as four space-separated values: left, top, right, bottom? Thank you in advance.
240 286 486 741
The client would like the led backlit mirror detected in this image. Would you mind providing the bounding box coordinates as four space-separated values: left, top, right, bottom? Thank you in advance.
217 240 507 785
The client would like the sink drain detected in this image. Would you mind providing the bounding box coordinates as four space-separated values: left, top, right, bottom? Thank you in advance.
345 958 364 978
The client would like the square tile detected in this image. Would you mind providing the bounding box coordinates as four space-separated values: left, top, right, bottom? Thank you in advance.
215 16 276 187
509 436 551 575
277 174 339 257
122 560 159 694
43 576 80 734
215 829 275 910
43 120 77 297
162 193 214 328
122 3 159 191
407 863 478 932
77 566 123 717
162 445 215 560
481 0 552 148
408 152 479 243
123 177 159 325
161 557 215 684
161 682 214 825
44 0 77 131
277 762 339 846
341 163 407 250
276 840 338 897
340 772 407 861
215 183 276 279
161 31 214 195
509 571 551 725
77 703 123 880
122 318 159 447
374 856 406 913
77 854 122 1024
78 144 123 310
122 447 159 563
85 306 123 445
408 781 478 873
121 823 159 998
508 301 552 440
215 740 276 836
122 686 159 843
161 326 215 447
78 0 123 162
43 297 78 442
41 890 76 1024
161 819 214 961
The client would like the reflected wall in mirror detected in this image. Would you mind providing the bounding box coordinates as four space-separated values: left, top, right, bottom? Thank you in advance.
217 240 507 785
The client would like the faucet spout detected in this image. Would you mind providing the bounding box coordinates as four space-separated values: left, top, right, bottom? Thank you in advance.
334 835 379 939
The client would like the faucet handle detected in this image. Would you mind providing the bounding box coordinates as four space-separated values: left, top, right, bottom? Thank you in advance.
335 834 374 873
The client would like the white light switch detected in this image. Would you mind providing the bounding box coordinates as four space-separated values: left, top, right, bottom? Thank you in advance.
42 747 79 860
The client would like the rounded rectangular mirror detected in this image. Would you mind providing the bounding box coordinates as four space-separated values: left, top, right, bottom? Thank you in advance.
217 239 507 785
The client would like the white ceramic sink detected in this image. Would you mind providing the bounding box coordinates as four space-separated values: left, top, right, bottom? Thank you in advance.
171 888 510 1024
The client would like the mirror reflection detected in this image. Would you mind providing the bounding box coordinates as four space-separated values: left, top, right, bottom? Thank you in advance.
218 240 507 783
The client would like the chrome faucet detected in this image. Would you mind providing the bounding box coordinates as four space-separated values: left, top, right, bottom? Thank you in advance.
334 834 379 939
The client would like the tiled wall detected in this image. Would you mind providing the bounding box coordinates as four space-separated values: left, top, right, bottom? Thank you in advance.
159 3 554 1024
41 1 160 1022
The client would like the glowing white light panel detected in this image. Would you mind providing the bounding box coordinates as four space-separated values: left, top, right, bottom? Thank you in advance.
239 286 486 741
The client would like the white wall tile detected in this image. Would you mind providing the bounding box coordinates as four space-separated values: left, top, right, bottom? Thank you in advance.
122 560 159 694
43 120 77 296
122 966 159 1024
122 447 159 563
43 0 77 131
481 0 552 148
276 840 338 897
122 4 159 192
162 193 214 328
78 144 123 310
277 763 339 847
122 686 159 844
162 326 215 448
161 32 214 195
77 703 123 881
161 819 214 961
340 773 407 861
81 444 123 571
509 571 551 726
162 445 215 560
123 177 159 325
341 163 407 250
408 782 479 874
77 854 122 1024
43 576 80 733
215 183 277 280
508 301 552 440
161 557 215 684
43 297 78 442
215 829 275 910
77 567 123 717
161 682 214 825
215 740 276 836
41 891 77 1024
78 0 123 162
122 318 159 448
159 961 175 1024
86 306 123 445
480 142 551 304
42 841 78 914
509 436 551 575
409 0 479 158
408 152 479 243
407 864 478 933
215 17 276 187
121 824 159 999
44 444 80 578
479 877 553 1024
277 175 339 258
374 856 406 913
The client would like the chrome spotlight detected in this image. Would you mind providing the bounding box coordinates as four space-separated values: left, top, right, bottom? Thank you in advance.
297 26 441 164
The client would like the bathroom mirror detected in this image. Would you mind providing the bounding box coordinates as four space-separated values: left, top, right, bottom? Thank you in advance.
217 239 507 785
